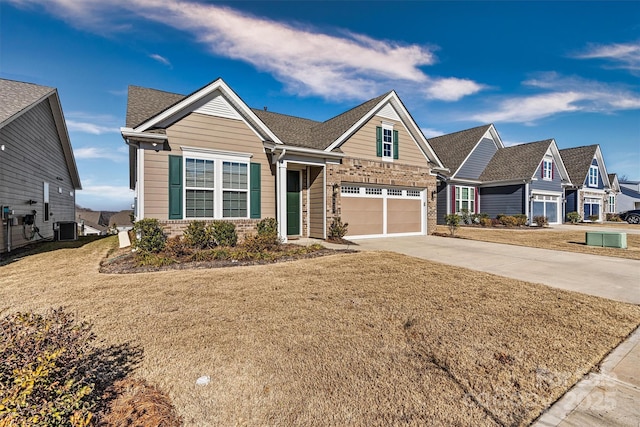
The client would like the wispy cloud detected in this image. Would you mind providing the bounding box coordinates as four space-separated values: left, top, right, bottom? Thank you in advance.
6 0 484 102
572 41 640 74
421 127 445 139
67 120 120 134
471 72 640 124
74 146 128 162
65 112 120 134
149 53 171 67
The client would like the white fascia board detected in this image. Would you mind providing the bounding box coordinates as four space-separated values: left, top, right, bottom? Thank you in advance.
263 141 344 159
133 79 283 145
487 124 505 149
594 146 611 188
121 128 169 141
478 178 530 187
548 139 572 185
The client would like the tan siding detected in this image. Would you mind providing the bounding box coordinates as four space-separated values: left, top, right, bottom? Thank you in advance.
0 99 76 253
341 198 383 236
308 166 324 238
387 199 421 233
143 113 275 220
339 114 429 167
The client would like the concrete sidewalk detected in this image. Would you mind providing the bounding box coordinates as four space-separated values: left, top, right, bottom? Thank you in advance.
329 235 640 426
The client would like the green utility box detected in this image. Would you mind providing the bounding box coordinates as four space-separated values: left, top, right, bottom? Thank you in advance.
585 232 627 249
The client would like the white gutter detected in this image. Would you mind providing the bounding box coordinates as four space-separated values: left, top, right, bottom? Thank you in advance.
263 141 344 159
120 127 169 141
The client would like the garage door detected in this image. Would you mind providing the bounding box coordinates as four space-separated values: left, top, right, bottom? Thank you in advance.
340 185 425 238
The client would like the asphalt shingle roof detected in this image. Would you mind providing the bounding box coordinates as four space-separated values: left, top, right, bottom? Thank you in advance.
126 83 392 151
479 139 553 182
428 124 493 174
559 145 598 185
126 85 186 128
0 79 54 126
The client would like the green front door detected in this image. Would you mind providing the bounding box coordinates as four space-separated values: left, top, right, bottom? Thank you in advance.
287 170 301 236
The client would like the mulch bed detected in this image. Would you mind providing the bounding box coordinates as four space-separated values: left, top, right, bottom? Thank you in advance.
100 244 356 274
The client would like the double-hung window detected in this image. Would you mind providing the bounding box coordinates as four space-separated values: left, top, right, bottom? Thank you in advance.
543 159 553 180
382 126 393 159
455 186 475 213
185 158 215 218
588 165 599 187
183 150 251 219
608 195 616 213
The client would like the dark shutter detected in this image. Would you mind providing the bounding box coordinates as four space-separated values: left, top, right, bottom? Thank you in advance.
475 187 479 213
541 161 544 178
551 161 555 179
168 155 183 219
393 130 399 159
376 126 382 157
250 162 261 219
451 186 456 213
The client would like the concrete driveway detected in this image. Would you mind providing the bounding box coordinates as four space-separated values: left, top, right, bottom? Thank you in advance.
350 235 640 305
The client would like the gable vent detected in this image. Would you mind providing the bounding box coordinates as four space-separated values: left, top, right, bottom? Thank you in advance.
194 95 242 120
377 103 400 121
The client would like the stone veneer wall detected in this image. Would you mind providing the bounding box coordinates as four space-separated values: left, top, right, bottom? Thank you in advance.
579 190 608 221
159 219 261 240
326 158 438 234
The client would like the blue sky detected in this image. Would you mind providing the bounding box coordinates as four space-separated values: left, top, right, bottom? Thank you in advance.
1 0 639 211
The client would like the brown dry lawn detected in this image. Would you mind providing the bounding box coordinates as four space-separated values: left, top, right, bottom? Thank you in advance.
435 225 640 260
2 237 639 426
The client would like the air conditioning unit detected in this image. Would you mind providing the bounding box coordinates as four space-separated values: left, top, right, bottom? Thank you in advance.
54 221 77 241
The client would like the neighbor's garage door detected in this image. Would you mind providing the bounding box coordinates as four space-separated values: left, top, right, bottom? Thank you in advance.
340 185 424 238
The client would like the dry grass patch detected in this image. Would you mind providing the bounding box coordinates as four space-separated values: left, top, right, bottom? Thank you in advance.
1 237 639 426
436 225 640 260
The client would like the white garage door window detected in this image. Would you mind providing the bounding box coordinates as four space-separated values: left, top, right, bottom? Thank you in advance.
532 194 559 224
340 185 425 238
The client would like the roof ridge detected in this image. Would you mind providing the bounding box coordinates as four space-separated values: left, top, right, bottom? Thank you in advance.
318 91 392 126
428 123 492 141
250 107 321 124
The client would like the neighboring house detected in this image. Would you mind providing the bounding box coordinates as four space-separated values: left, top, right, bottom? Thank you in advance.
560 145 611 222
429 124 571 225
108 210 134 232
618 180 640 212
0 79 81 253
76 208 108 236
607 173 620 216
121 78 444 241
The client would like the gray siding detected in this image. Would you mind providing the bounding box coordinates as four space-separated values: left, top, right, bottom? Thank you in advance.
436 180 448 225
531 159 563 192
479 184 525 217
565 190 578 215
0 99 76 253
583 158 604 189
456 137 497 179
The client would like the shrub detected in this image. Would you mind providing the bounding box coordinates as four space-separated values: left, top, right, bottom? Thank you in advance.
498 215 518 227
533 216 549 227
480 217 493 227
328 216 349 239
606 213 621 222
183 220 210 249
1 309 97 426
163 236 192 258
256 217 278 236
135 253 177 267
209 221 238 247
566 211 581 224
444 214 460 236
491 218 501 227
132 218 166 253
460 209 472 225
242 233 280 252
588 215 600 222
514 214 528 226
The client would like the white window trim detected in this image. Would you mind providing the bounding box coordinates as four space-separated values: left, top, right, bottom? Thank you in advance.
381 123 393 161
588 165 599 187
454 185 475 214
182 149 252 220
608 195 616 213
543 159 553 181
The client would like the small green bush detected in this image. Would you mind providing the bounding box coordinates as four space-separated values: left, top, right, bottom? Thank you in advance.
132 218 166 253
444 214 460 236
256 217 278 236
209 221 238 247
588 215 600 222
533 216 549 227
328 216 349 239
566 211 581 224
514 214 528 226
499 215 518 227
183 221 210 249
0 309 97 427
163 236 193 258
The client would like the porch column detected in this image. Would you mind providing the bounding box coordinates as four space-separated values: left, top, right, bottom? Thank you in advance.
276 159 288 243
